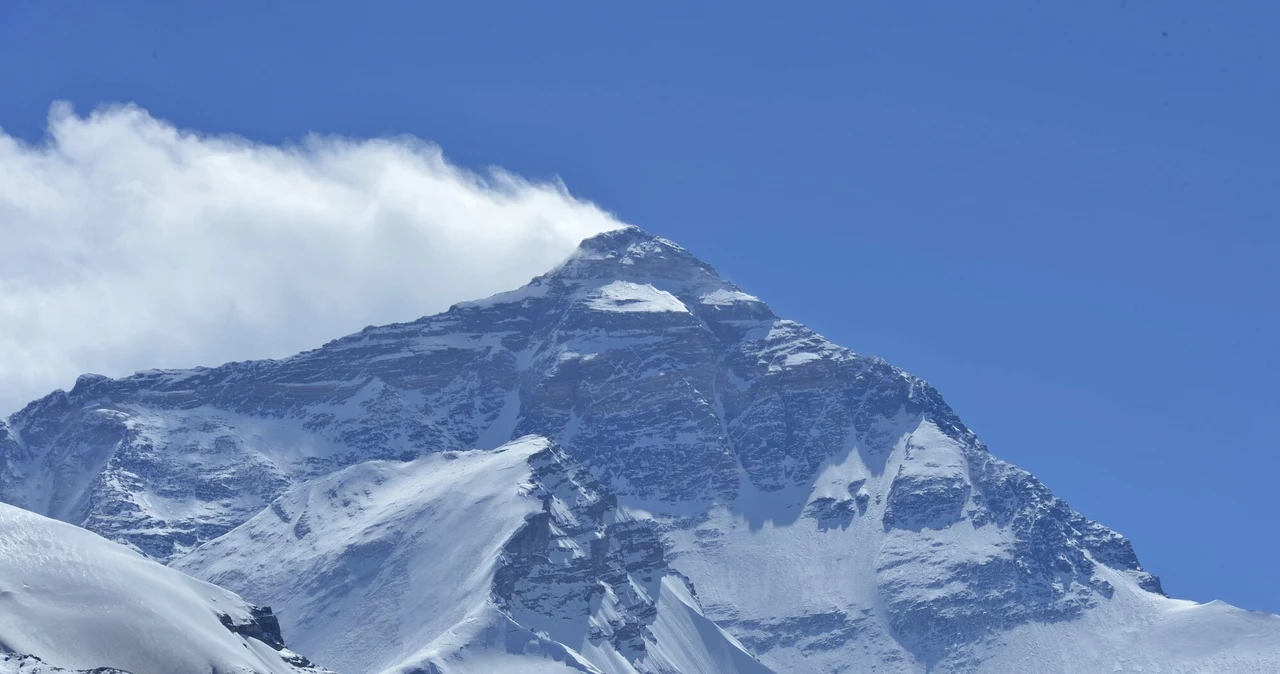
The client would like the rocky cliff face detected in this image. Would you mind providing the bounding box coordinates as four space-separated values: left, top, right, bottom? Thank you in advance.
4 227 1276 673
492 444 771 674
494 446 669 661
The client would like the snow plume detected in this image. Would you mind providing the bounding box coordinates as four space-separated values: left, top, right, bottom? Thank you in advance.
0 103 624 414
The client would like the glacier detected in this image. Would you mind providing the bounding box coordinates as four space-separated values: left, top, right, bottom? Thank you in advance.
3 225 1279 673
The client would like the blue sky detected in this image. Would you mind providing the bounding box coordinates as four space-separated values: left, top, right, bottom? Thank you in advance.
2 2 1277 613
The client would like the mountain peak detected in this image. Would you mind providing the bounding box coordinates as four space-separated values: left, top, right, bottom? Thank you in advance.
578 224 675 251
557 227 770 310
457 227 774 324
550 225 715 285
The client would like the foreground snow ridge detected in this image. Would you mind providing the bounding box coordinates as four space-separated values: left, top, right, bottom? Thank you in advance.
3 226 1280 673
0 502 328 674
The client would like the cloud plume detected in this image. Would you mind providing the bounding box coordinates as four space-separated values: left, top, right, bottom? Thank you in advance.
0 103 623 414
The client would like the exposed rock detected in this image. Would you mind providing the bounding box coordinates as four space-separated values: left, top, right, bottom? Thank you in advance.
219 605 288 650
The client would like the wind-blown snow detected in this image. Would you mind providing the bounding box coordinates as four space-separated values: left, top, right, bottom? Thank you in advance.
0 103 625 415
0 502 321 674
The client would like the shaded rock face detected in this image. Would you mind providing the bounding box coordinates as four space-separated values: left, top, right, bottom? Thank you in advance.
216 606 327 671
0 422 22 503
219 606 287 650
1 226 1165 669
495 447 680 664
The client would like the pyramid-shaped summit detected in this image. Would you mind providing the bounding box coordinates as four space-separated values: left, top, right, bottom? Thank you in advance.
544 224 732 285
458 225 773 319
4 228 1279 673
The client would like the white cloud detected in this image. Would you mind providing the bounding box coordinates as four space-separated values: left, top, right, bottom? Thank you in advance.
0 103 623 415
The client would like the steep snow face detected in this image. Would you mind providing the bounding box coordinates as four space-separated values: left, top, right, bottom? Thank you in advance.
0 502 326 674
392 607 609 674
176 437 773 674
174 437 547 674
6 226 1280 672
585 281 689 313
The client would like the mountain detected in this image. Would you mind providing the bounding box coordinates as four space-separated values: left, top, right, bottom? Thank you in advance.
4 226 1279 672
0 501 329 674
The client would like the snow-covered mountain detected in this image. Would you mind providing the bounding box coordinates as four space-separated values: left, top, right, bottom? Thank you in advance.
0 501 329 674
4 226 1280 672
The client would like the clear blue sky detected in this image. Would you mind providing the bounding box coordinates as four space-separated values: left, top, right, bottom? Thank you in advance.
2 2 1276 613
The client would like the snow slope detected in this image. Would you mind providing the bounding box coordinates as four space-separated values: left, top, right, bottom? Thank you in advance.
176 437 772 674
0 502 327 674
0 653 127 674
585 281 689 313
